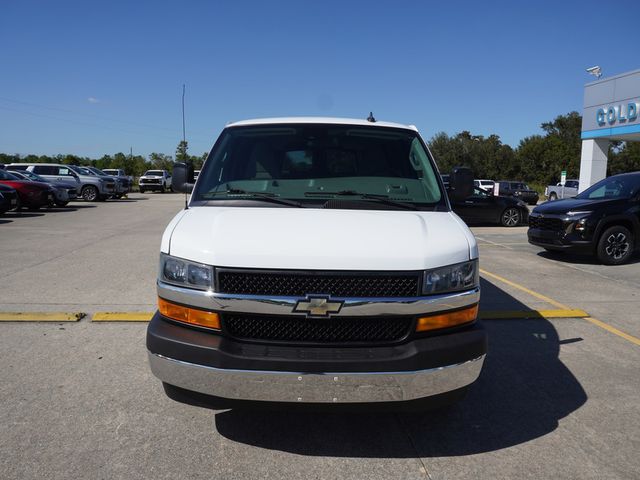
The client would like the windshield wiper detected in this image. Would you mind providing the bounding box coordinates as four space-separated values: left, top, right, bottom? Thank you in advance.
204 188 305 208
304 190 419 210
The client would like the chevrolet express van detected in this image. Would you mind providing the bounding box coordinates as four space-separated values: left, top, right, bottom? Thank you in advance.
147 117 486 410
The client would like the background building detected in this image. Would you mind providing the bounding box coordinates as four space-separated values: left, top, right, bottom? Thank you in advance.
580 69 640 191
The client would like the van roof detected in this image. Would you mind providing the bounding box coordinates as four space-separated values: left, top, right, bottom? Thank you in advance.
225 117 418 132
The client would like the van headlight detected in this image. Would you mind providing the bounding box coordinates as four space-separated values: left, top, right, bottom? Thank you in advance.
160 253 213 291
423 260 479 295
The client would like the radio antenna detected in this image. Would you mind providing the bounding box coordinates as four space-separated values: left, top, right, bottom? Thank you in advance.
182 84 186 144
182 84 188 210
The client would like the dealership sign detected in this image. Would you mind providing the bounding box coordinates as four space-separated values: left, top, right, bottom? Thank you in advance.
596 102 639 126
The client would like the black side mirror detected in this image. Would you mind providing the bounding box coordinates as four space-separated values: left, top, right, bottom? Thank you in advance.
173 162 194 193
448 166 474 202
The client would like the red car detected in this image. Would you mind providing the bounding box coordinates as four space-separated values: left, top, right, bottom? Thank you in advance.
0 169 54 210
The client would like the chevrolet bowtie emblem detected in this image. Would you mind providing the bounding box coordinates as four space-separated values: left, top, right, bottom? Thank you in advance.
293 296 344 317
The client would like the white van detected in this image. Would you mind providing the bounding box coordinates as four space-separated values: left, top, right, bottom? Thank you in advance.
147 117 486 410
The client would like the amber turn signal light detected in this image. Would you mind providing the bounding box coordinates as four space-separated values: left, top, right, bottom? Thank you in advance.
416 304 478 332
158 297 220 330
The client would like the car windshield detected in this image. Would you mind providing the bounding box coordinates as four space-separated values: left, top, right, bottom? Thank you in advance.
0 170 21 180
192 124 444 209
70 166 92 175
513 183 529 190
9 170 45 182
575 175 640 200
88 167 106 175
145 170 164 176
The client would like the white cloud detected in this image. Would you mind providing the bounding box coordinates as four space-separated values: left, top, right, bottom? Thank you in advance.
87 97 100 104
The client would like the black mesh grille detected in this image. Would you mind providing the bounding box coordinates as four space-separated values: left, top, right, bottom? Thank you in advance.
223 314 413 344
217 270 421 297
529 216 564 231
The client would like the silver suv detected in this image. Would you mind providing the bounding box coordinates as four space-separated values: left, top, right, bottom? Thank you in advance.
67 165 116 201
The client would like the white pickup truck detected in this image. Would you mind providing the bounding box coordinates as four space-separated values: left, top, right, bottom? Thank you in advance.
139 169 172 193
545 179 579 200
147 117 487 410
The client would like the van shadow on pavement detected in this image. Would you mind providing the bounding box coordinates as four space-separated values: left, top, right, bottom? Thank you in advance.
214 278 587 457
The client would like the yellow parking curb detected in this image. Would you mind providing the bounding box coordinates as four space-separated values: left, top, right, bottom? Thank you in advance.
92 312 154 322
480 309 589 320
0 312 84 322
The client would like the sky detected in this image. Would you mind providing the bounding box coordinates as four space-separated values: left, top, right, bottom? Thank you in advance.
1 0 639 159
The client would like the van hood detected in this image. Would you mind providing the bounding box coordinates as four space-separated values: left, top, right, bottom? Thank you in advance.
166 207 475 271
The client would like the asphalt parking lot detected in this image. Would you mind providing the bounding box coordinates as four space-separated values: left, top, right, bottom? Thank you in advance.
1 194 639 480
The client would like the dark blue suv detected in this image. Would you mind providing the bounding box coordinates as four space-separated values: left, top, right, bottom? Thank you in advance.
528 172 640 265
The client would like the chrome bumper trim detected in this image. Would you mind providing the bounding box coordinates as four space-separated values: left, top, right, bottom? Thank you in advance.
148 352 485 403
157 281 479 317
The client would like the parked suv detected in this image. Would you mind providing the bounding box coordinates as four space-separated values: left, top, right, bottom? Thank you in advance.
102 169 133 195
147 117 486 411
528 172 640 265
139 170 172 193
83 166 127 198
497 180 539 205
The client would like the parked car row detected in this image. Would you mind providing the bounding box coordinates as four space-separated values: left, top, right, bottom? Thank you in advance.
7 163 128 201
0 162 146 213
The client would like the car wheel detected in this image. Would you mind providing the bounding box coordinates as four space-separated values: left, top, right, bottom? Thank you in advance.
549 192 557 201
82 185 99 202
139 188 145 193
597 226 634 265
500 207 521 227
169 185 174 192
160 183 166 193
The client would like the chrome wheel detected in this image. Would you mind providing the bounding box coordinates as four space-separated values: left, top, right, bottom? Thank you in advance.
82 185 98 202
501 208 520 227
604 232 630 260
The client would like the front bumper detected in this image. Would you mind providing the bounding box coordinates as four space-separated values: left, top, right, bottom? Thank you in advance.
528 228 594 253
148 348 485 404
147 310 487 404
528 213 595 254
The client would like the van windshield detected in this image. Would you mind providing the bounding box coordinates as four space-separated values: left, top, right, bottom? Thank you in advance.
192 124 445 209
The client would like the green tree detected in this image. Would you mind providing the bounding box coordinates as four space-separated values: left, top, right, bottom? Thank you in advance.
149 152 174 171
175 140 189 162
